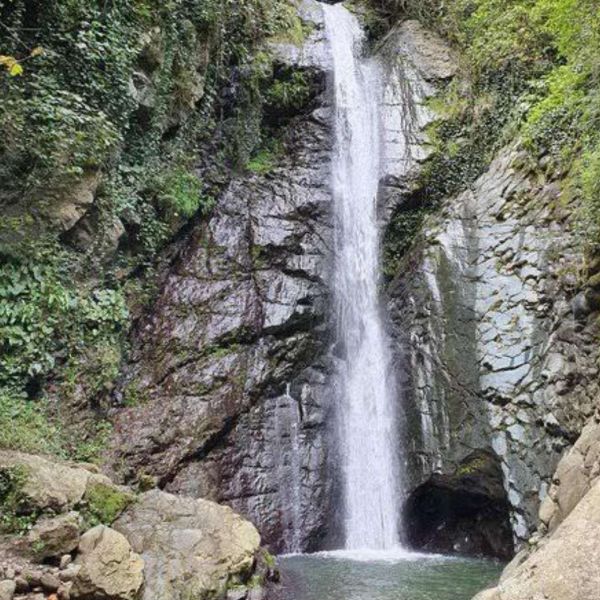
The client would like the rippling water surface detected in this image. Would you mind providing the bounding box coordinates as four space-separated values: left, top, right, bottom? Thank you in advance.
279 551 502 600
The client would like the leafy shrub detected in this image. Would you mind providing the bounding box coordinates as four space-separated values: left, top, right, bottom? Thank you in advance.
155 167 214 220
246 143 283 175
0 240 128 394
580 146 600 249
265 70 311 113
0 464 40 534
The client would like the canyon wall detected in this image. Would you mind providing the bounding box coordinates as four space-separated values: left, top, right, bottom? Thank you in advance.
109 2 335 552
108 1 600 556
390 144 600 547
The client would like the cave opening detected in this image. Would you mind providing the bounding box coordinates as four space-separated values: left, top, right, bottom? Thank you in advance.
404 450 514 560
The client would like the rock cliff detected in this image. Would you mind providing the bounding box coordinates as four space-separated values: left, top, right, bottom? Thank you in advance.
106 2 467 554
108 1 336 553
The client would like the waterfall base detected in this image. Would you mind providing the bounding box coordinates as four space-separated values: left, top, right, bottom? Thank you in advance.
278 552 503 600
404 451 514 560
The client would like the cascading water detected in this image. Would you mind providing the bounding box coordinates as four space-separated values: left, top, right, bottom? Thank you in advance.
323 3 401 551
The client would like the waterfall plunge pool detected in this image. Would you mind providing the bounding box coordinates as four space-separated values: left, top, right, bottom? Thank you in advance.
278 550 502 600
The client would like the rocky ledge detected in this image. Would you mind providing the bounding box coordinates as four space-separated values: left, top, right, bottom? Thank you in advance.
0 452 276 600
473 417 600 600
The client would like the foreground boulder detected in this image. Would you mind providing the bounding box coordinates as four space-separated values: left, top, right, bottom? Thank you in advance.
25 511 82 561
72 525 144 600
0 451 132 518
0 451 271 600
0 452 91 514
0 580 16 600
538 420 600 533
114 490 261 600
474 469 600 599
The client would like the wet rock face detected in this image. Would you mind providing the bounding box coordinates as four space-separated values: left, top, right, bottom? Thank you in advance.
108 4 336 552
404 451 513 560
378 20 456 222
109 112 335 551
389 146 600 546
107 7 459 553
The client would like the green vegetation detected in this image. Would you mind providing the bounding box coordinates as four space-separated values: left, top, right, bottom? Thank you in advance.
0 242 128 389
245 66 315 173
0 393 64 457
265 70 312 112
382 0 600 275
246 143 283 175
154 167 214 222
0 464 38 534
0 0 313 457
69 420 114 464
261 549 277 569
81 480 136 528
456 455 488 477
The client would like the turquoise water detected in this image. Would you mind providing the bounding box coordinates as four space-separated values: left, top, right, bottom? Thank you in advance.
279 550 502 600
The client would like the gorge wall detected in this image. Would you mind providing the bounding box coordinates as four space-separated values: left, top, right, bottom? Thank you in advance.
3 0 600 597
391 144 600 551
109 1 336 553
106 0 600 556
107 1 473 553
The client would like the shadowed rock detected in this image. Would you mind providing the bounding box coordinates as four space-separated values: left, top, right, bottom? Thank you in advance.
405 450 513 560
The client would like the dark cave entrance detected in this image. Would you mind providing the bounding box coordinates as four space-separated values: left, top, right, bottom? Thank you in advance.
404 450 514 560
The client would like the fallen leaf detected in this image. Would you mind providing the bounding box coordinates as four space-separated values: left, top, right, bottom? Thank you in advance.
9 62 23 76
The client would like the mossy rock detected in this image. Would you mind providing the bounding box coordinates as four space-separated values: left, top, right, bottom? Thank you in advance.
0 451 89 514
586 272 600 290
81 479 136 528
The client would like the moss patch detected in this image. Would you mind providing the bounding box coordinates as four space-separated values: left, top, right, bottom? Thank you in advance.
80 481 135 528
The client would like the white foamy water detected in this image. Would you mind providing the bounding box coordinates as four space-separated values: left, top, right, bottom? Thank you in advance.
323 3 401 550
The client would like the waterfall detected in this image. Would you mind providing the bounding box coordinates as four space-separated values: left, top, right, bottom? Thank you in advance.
323 4 401 550
274 384 303 553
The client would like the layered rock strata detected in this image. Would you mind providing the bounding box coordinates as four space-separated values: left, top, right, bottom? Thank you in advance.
473 418 600 599
390 146 600 546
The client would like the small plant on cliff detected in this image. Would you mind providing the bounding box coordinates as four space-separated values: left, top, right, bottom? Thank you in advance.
0 464 39 534
246 144 282 175
154 167 215 221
